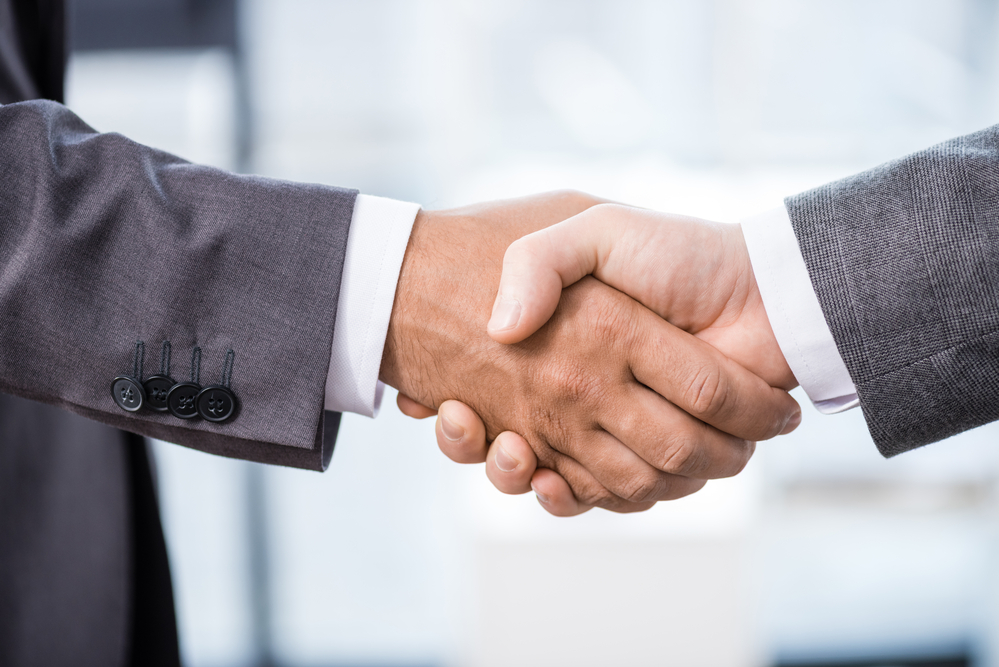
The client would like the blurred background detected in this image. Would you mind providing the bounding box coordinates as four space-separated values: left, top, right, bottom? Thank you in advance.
64 1 999 666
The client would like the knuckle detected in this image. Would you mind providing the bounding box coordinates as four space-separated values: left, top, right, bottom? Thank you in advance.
558 188 601 209
539 359 604 407
574 483 616 509
582 203 629 226
590 202 623 216
525 411 572 467
618 470 666 504
657 435 704 477
504 235 536 263
682 363 729 420
722 439 755 477
529 433 561 469
583 291 632 342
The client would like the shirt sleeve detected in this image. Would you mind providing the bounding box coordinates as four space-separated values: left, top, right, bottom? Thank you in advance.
741 206 860 414
324 194 420 417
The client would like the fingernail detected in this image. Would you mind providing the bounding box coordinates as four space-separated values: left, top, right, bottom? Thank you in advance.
494 444 519 472
489 297 521 332
780 409 802 435
440 414 464 442
531 481 549 504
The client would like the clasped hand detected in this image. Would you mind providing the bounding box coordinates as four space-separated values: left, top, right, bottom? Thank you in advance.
380 191 800 516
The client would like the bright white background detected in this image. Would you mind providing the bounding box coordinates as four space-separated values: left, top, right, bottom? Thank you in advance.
66 1 999 666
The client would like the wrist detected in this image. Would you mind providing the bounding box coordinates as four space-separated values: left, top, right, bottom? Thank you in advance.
722 224 797 390
378 209 506 408
379 209 449 399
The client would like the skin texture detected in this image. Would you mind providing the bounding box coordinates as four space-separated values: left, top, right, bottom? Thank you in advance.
381 195 800 514
423 203 801 516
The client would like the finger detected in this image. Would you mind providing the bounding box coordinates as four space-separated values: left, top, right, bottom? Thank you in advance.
484 431 538 494
541 452 692 515
530 468 592 517
488 205 619 345
601 385 757 480
435 400 488 464
629 315 801 442
554 429 707 506
396 392 437 419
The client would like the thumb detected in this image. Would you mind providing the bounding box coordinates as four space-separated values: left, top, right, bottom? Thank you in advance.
487 206 611 344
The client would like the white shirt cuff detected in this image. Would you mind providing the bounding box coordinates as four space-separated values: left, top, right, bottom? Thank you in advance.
741 206 860 414
324 194 420 417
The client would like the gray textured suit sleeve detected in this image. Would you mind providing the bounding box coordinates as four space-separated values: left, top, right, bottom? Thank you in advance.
0 99 356 471
785 124 999 457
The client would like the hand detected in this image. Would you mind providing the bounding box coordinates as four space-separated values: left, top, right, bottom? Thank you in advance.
430 203 799 515
382 195 800 514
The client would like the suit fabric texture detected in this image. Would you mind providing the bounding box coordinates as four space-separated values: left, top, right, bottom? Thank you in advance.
0 1 355 665
786 124 999 457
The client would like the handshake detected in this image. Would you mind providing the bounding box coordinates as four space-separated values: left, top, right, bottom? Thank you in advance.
379 190 802 517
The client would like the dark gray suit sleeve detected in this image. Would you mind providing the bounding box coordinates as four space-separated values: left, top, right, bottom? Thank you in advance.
785 124 999 457
0 99 356 471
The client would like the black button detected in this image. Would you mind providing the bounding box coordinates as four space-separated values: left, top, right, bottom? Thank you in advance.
167 382 201 419
143 375 175 412
112 376 145 412
196 385 238 423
